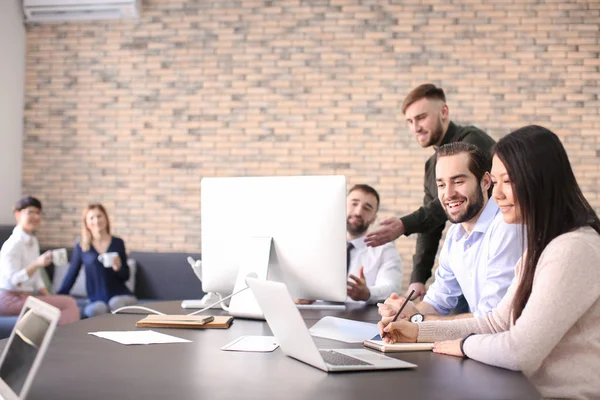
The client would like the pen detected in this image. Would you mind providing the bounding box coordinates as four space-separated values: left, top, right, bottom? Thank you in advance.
381 289 415 339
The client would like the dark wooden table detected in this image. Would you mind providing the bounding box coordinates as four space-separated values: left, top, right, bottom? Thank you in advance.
1 301 540 399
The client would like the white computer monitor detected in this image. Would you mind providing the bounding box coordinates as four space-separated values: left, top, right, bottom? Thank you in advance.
201 175 347 303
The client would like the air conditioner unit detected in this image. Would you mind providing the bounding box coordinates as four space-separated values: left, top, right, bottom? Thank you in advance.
23 0 141 23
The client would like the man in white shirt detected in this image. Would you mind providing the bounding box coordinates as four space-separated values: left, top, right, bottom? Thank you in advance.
345 184 403 303
0 196 80 325
296 184 402 304
378 143 522 321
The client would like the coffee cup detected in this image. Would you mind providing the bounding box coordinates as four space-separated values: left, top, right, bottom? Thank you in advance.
52 248 68 266
97 252 119 268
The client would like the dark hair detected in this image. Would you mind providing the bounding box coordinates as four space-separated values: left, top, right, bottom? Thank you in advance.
348 184 380 211
13 196 42 212
402 83 446 114
437 142 492 197
494 125 600 323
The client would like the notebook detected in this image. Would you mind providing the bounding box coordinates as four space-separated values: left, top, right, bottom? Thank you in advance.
363 339 434 353
0 297 61 400
136 315 233 329
246 277 417 372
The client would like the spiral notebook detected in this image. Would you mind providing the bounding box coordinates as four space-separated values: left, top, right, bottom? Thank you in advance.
363 339 434 353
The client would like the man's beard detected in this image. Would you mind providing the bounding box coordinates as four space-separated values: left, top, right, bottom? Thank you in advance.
347 216 370 236
423 117 445 147
444 187 485 224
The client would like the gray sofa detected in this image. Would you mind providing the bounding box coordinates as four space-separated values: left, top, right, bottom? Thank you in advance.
0 225 205 338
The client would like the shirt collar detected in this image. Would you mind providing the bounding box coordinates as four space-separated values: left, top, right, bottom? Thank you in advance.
452 199 500 240
437 121 457 148
349 235 368 250
13 225 35 245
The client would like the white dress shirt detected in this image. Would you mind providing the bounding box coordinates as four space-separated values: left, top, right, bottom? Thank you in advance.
0 226 45 292
423 199 522 316
347 236 402 304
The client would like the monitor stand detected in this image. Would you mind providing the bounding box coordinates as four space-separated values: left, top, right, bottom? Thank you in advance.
181 293 224 309
227 237 272 320
181 257 228 310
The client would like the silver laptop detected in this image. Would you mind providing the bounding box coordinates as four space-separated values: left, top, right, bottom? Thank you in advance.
0 297 61 400
246 277 416 372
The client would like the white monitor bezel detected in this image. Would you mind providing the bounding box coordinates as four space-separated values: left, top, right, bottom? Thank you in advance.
200 175 347 302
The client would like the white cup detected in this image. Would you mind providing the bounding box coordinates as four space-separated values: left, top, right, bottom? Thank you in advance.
97 252 119 268
52 248 68 266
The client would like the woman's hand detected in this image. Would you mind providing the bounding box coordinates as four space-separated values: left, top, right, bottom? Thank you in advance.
433 339 464 357
112 255 122 272
377 319 419 344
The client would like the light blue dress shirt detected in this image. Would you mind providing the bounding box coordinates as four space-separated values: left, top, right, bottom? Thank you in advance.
423 199 523 317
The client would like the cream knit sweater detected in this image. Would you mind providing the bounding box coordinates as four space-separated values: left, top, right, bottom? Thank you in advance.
417 227 600 399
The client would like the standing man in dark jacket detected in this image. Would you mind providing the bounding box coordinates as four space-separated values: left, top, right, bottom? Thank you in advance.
365 84 495 301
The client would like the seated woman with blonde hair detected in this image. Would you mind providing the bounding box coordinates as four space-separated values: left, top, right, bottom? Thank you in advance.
58 204 137 317
0 197 80 325
378 126 600 399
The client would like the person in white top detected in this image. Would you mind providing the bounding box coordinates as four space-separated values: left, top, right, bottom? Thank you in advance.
296 184 402 304
0 197 80 325
345 184 402 303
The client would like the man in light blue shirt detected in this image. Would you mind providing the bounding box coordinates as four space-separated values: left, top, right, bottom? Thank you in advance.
378 142 522 321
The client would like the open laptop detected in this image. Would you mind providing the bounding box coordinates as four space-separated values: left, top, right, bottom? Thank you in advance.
0 297 61 400
246 277 416 372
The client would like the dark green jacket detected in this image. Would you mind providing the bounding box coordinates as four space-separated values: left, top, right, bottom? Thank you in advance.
400 121 496 284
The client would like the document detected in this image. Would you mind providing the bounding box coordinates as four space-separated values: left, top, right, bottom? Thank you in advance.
220 336 279 352
308 316 379 343
88 330 192 345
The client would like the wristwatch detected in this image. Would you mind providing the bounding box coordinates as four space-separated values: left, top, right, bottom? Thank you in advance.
410 313 424 323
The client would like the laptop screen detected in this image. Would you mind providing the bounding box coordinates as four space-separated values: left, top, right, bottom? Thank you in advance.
0 307 51 396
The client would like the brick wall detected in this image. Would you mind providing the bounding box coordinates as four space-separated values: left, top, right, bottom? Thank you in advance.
23 0 600 291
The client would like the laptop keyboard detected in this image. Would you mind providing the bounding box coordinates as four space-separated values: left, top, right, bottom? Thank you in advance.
319 350 372 366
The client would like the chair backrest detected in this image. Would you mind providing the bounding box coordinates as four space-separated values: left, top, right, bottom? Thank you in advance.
131 251 204 300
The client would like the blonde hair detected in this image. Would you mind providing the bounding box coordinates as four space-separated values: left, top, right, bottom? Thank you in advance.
80 204 111 252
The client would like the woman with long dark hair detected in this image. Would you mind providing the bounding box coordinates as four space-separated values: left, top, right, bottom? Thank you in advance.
378 126 600 398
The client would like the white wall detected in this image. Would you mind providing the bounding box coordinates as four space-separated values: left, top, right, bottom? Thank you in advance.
0 0 25 224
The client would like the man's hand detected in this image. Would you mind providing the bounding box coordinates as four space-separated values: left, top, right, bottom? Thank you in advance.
364 217 405 247
377 319 419 344
36 251 52 269
406 282 427 301
433 339 464 357
377 292 418 320
347 266 370 301
294 299 315 305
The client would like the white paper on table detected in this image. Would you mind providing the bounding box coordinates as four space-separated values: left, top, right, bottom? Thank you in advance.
308 316 379 343
88 330 192 345
221 336 279 352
